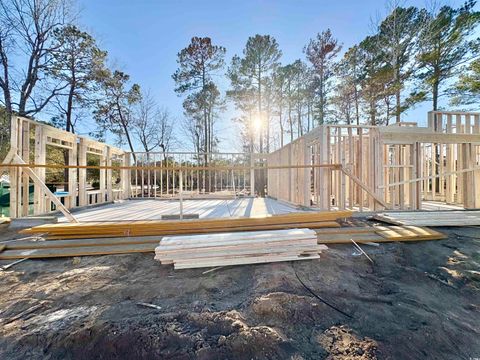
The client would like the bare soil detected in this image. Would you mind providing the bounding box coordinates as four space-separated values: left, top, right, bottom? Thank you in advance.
0 223 479 359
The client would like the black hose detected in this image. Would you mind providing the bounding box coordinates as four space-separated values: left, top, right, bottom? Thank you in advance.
292 261 353 319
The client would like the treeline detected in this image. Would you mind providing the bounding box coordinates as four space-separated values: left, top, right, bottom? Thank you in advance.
174 1 480 154
0 0 175 161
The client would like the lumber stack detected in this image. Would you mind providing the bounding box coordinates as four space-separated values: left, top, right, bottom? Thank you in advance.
154 229 327 270
19 210 351 239
373 211 480 226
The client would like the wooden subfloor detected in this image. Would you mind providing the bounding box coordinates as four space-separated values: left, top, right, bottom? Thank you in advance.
58 198 301 222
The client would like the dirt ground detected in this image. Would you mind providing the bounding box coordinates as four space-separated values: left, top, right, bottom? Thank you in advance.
0 222 479 360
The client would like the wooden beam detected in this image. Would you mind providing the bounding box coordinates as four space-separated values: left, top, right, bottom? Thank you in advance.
12 154 78 223
341 166 388 208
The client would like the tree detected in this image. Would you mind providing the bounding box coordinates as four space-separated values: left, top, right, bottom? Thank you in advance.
49 25 108 133
358 36 395 125
228 34 281 152
94 70 141 161
304 29 342 125
335 45 363 126
377 5 427 122
132 91 174 153
416 1 480 111
451 57 480 107
172 37 225 159
0 0 74 118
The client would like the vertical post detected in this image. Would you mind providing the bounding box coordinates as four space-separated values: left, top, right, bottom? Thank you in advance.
106 146 112 202
21 120 30 217
179 169 183 219
78 138 87 206
303 140 310 207
100 146 106 203
68 137 78 209
250 154 255 196
122 152 131 199
9 117 20 218
34 124 46 214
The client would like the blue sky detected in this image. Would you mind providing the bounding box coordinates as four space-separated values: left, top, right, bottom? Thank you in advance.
77 0 475 151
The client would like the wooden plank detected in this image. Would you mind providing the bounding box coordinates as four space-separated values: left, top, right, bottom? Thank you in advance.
173 253 320 269
21 211 350 236
0 243 156 259
5 236 163 250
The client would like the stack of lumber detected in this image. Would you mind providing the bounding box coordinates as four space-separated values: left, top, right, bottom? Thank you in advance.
154 229 327 269
19 210 351 240
373 211 480 226
314 225 446 244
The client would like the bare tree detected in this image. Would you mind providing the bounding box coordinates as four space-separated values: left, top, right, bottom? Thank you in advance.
0 0 75 118
132 91 175 154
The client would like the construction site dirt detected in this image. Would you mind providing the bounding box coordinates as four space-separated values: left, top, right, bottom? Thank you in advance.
0 224 479 360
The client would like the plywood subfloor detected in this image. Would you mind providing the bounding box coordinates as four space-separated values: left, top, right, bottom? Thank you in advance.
58 198 301 223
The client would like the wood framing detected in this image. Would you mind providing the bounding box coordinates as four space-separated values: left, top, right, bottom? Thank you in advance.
2 116 129 219
267 111 480 211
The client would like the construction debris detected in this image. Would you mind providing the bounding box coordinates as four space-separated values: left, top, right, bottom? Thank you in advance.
19 211 350 239
154 228 327 270
373 211 480 226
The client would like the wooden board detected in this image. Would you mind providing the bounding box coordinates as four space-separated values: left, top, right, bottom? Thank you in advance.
173 253 321 269
374 225 447 241
20 211 349 239
0 243 156 259
5 236 162 250
373 211 480 226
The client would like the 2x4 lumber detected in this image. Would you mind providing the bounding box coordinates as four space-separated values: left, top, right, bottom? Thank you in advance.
5 236 162 250
157 243 325 261
42 221 342 239
78 138 88 206
173 253 320 270
374 226 446 241
21 211 351 235
12 154 78 223
34 125 46 214
373 211 480 226
341 167 388 208
160 228 315 244
0 243 156 260
21 120 30 217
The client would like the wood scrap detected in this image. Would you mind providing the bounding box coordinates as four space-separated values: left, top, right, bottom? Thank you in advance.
155 228 327 270
0 258 28 271
351 239 374 263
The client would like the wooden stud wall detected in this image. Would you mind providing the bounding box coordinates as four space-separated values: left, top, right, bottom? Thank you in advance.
267 112 480 211
3 116 129 218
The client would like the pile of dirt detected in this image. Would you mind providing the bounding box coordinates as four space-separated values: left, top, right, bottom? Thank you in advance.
0 225 479 359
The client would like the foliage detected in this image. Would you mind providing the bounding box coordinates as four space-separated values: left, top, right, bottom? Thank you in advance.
416 0 480 110
227 34 281 152
304 29 342 125
93 70 141 158
173 37 225 156
48 25 108 133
